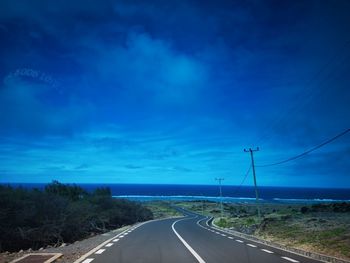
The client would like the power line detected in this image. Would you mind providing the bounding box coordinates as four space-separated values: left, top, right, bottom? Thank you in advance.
256 128 350 167
254 40 350 147
232 165 251 195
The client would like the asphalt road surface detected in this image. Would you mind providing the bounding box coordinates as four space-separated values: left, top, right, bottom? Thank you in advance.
79 209 323 263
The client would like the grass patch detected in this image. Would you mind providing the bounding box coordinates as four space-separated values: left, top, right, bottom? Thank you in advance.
145 201 182 218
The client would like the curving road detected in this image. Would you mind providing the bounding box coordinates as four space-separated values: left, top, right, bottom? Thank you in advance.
78 209 323 263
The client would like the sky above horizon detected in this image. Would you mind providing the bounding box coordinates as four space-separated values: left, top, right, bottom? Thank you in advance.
0 0 349 188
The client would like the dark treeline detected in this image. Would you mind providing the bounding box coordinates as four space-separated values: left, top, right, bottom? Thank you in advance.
0 181 153 252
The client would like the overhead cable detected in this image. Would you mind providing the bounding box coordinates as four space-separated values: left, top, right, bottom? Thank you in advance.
256 128 350 167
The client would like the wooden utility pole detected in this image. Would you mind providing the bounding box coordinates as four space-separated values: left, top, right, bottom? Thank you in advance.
244 147 261 220
215 178 224 218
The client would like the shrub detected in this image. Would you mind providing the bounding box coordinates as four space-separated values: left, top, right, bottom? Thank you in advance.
300 206 309 214
0 182 153 252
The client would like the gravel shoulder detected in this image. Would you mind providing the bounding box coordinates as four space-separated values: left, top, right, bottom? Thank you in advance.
0 225 130 263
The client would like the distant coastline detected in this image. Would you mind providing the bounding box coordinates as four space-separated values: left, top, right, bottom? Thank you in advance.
113 194 350 203
3 183 350 203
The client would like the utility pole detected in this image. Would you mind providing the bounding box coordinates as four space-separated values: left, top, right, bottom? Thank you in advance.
244 147 261 220
202 199 204 216
200 193 204 216
215 178 224 218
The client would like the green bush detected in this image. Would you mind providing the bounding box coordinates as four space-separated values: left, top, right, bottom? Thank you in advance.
0 182 153 252
216 218 229 228
300 206 309 214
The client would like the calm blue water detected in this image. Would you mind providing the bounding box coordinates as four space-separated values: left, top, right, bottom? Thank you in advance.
3 183 350 203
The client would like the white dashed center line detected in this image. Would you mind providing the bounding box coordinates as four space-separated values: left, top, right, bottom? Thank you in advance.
113 238 120 242
95 249 105 255
228 237 234 239
82 259 94 263
261 249 274 254
281 256 300 263
236 240 244 243
105 243 114 247
221 234 226 237
247 244 257 248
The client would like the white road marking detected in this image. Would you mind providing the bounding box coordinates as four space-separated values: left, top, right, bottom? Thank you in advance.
113 239 119 242
205 217 212 227
105 243 114 247
74 218 169 263
281 257 299 263
172 218 206 263
261 249 274 254
124 233 128 235
95 249 105 255
194 214 303 263
196 218 203 225
247 244 257 248
82 259 94 263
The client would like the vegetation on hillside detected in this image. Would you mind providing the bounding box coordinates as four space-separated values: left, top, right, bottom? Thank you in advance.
177 200 350 260
144 201 182 218
0 181 153 252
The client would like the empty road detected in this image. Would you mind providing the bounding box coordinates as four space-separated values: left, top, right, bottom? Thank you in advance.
78 209 323 263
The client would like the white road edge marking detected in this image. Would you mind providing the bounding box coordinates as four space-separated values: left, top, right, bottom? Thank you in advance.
200 214 312 263
261 249 274 254
74 217 181 263
206 218 313 263
281 257 299 263
105 243 114 247
247 244 257 248
172 218 206 263
95 249 105 255
81 259 94 263
197 217 235 242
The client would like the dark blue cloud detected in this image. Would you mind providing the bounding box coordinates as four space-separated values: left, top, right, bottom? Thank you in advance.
0 0 349 186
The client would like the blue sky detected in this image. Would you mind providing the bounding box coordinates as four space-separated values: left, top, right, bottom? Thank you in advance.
0 0 349 187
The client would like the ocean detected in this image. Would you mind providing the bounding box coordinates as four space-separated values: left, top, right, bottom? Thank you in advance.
3 183 350 203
